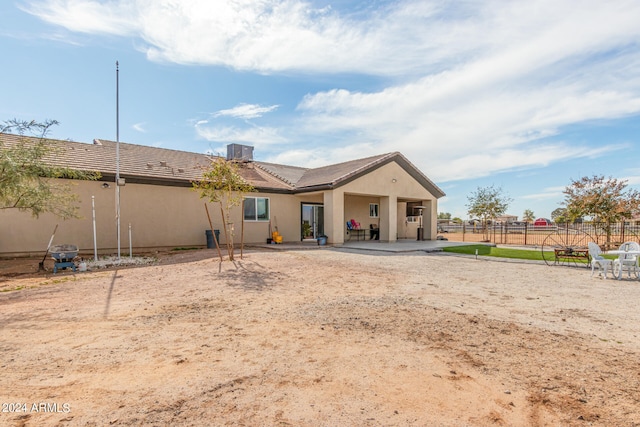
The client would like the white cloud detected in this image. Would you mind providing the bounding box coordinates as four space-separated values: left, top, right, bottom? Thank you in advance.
23 0 640 76
23 0 138 36
132 122 146 133
25 0 640 182
213 104 279 119
195 123 286 146
264 142 376 168
521 186 567 201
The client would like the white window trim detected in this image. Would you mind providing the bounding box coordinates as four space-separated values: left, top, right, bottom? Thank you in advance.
369 203 379 218
244 196 271 222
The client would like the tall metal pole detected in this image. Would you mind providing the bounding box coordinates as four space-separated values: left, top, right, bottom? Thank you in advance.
116 61 121 261
92 195 98 261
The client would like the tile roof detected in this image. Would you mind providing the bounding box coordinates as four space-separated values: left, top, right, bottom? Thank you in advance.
256 152 445 198
0 133 444 197
293 152 399 189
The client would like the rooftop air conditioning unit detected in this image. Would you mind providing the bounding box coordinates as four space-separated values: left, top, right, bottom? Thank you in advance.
226 144 254 162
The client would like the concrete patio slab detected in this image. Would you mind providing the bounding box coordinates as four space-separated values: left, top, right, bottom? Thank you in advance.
250 239 483 254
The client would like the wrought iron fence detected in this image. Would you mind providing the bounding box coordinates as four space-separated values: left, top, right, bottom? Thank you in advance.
438 222 640 248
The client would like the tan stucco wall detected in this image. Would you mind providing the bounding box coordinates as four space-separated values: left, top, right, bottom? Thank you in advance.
335 162 438 243
344 195 381 241
1 160 441 254
0 179 304 255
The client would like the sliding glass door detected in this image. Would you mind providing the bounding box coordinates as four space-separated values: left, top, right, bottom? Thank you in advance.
301 204 324 240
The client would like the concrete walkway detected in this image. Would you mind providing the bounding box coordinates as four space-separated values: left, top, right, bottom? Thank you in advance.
340 239 478 253
252 239 480 254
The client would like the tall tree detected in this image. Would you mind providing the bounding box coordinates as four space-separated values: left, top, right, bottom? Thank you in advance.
551 207 569 224
0 119 100 218
437 212 451 220
192 157 255 261
563 175 640 246
466 185 512 241
522 209 535 223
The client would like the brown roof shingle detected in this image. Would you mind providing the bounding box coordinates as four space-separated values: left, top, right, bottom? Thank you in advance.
0 133 444 197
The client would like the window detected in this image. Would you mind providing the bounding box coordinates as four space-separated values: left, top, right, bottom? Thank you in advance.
369 203 379 218
244 197 270 221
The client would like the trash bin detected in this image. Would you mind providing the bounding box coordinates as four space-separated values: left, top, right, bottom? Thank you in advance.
317 235 328 246
206 229 220 248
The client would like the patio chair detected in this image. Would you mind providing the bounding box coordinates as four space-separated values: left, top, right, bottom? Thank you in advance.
613 241 640 279
588 242 612 279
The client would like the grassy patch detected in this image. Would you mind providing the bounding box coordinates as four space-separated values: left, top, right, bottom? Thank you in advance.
442 244 548 261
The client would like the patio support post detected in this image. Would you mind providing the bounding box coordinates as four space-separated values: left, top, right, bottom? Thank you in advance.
323 189 344 244
425 200 436 240
380 195 397 242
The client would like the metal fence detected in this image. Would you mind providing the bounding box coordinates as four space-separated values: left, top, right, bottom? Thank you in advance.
438 222 640 248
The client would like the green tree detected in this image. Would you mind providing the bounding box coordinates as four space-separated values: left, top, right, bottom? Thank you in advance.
551 207 568 224
466 185 512 241
438 212 451 220
563 175 640 247
522 209 535 223
0 119 100 219
192 157 255 261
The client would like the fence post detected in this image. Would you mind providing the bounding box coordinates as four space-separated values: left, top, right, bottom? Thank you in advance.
524 222 528 246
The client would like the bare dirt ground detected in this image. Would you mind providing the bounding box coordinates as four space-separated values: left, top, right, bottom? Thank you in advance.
1 248 639 426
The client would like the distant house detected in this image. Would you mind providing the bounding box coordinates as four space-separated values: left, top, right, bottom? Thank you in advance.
495 215 518 224
0 135 445 255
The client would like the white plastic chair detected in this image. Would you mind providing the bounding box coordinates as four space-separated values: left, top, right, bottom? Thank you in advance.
613 241 640 279
588 242 612 279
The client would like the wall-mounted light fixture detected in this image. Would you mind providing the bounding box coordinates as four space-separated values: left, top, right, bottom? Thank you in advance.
102 182 110 189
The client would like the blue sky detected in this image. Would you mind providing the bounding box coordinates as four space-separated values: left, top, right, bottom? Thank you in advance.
3 0 640 220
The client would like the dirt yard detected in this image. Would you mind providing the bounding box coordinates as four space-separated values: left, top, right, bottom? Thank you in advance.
1 248 639 426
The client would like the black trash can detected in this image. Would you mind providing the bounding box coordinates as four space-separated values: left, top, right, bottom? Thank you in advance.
206 229 220 248
417 227 424 241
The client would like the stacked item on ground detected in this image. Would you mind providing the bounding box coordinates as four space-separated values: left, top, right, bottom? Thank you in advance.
271 231 283 244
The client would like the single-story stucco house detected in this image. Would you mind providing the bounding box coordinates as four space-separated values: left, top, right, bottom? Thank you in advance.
0 133 445 256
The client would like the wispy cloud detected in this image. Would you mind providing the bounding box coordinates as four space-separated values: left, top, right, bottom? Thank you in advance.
521 185 567 201
22 0 138 36
213 104 279 119
195 123 286 146
195 103 283 146
132 122 147 133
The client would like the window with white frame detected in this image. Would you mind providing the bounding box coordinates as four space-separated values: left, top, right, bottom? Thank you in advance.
369 203 379 218
244 197 270 221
